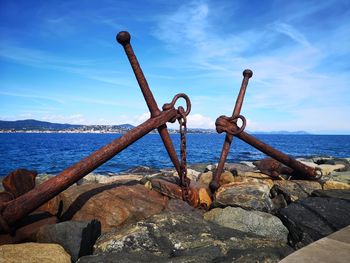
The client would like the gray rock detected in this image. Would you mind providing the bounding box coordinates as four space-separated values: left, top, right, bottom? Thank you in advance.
36 220 101 262
225 163 258 174
204 207 289 243
272 180 322 201
311 189 350 201
327 170 350 184
83 212 292 263
278 197 350 249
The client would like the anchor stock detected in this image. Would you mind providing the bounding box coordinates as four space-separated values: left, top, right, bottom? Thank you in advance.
210 69 321 193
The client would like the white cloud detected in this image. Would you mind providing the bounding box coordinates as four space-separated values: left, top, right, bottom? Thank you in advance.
187 113 214 129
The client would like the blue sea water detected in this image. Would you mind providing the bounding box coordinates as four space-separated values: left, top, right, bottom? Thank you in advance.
0 133 349 177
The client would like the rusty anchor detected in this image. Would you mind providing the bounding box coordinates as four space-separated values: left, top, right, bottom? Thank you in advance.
210 69 322 193
0 31 197 234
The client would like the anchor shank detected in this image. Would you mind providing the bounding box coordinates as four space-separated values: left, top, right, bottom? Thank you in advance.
0 108 178 233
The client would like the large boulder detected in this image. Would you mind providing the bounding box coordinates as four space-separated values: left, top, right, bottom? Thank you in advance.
214 179 274 212
0 242 71 263
77 212 292 262
36 220 101 262
273 180 322 201
278 197 350 249
204 207 289 243
311 189 350 201
41 181 168 233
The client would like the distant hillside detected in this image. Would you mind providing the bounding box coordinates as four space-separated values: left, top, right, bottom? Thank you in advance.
0 119 82 130
250 130 310 135
0 119 135 132
0 119 310 134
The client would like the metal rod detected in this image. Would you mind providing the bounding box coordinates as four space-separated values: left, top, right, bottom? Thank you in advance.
210 69 253 193
0 108 178 233
236 130 317 178
116 31 181 174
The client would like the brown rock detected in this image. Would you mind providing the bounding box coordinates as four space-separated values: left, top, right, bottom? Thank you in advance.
198 188 212 209
219 171 235 186
238 171 272 180
0 242 71 263
41 181 168 233
323 181 350 190
0 215 57 245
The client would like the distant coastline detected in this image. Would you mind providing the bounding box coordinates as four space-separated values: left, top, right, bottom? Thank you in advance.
0 119 310 135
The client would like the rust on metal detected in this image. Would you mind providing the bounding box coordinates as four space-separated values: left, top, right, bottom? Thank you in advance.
210 69 252 193
211 69 321 192
117 31 181 175
0 31 194 234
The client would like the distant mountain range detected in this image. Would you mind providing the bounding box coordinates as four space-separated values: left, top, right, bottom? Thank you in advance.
0 119 310 134
0 119 135 133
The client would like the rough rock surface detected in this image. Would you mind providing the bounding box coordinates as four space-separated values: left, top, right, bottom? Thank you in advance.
278 197 350 249
36 220 101 262
0 242 71 263
273 180 322 201
41 181 168 233
322 180 350 190
311 189 350 201
204 207 289 243
78 212 292 263
214 179 273 212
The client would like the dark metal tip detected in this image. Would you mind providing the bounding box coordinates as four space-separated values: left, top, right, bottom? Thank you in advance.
243 69 253 78
116 31 131 46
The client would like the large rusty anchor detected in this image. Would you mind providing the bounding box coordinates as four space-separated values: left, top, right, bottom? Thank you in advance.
210 70 322 193
0 31 196 234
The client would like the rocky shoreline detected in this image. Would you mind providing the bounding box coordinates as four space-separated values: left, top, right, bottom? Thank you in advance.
1 156 350 262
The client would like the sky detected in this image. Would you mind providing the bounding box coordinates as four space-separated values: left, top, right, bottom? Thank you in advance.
0 0 349 134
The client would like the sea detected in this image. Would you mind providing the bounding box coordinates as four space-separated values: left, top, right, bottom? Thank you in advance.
0 133 349 177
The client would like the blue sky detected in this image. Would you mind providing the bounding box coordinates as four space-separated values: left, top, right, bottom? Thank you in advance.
0 0 349 134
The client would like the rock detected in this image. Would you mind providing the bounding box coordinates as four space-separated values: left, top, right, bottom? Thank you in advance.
198 171 213 188
36 220 101 262
84 212 292 263
240 161 256 167
173 169 201 181
122 166 161 175
198 188 212 209
187 163 211 173
323 158 350 171
0 242 71 262
318 164 346 175
204 164 216 172
238 171 272 179
278 197 350 249
322 180 350 190
311 189 350 201
214 179 274 212
328 171 350 184
204 207 289 243
0 214 58 245
273 180 322 201
82 174 142 184
224 163 257 174
218 171 235 186
41 181 168 233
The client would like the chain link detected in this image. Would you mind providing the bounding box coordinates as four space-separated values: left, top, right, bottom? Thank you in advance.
178 107 191 202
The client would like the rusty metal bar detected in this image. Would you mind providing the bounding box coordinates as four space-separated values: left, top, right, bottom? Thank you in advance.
116 31 181 175
210 69 253 193
236 129 318 178
0 108 178 233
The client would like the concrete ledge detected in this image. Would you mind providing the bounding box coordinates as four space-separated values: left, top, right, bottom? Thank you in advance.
279 225 350 263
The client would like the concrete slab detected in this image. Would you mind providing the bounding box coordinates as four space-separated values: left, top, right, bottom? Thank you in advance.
279 225 350 263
